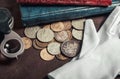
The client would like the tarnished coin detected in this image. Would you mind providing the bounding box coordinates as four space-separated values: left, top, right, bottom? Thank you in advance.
22 37 32 49
37 28 54 42
24 26 41 38
72 29 83 40
63 21 72 30
61 40 80 57
33 40 43 50
72 19 85 30
56 54 68 60
55 31 69 42
40 48 55 61
47 42 61 55
51 22 65 32
66 30 72 40
35 39 49 48
43 24 51 29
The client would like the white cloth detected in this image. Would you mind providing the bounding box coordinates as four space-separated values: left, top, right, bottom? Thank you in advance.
48 6 120 79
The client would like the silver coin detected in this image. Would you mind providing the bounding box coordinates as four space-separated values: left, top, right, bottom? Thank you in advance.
61 40 80 57
72 29 83 40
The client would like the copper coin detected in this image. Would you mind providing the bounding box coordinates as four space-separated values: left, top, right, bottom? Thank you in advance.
24 26 41 38
40 48 55 61
47 42 61 55
33 40 43 50
63 21 72 30
72 19 85 30
72 29 83 40
37 28 54 42
22 37 32 49
55 31 69 42
51 22 65 32
35 39 49 48
61 40 80 57
56 54 68 60
66 30 72 40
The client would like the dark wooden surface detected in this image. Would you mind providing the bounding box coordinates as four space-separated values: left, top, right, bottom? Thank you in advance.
0 0 120 79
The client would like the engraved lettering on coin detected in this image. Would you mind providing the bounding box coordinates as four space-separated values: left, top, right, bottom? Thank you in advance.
40 48 55 61
72 29 83 40
55 31 69 42
51 22 64 32
61 40 79 57
37 28 54 42
22 37 32 49
56 54 68 60
24 26 41 38
63 21 72 30
47 42 61 55
33 40 43 50
72 19 85 30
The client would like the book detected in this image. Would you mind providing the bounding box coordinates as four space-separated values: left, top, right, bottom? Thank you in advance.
17 0 112 6
20 0 120 26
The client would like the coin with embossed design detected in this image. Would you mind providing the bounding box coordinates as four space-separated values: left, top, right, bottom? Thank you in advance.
22 37 32 49
33 40 43 50
72 29 83 40
61 40 80 57
63 21 72 30
51 22 64 32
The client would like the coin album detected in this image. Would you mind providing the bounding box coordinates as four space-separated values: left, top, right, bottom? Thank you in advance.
17 0 112 6
19 0 120 27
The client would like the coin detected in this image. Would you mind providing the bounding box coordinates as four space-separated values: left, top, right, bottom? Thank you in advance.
37 28 54 42
51 22 65 32
24 26 41 38
43 24 51 29
61 40 80 57
35 39 49 48
72 19 85 30
56 54 68 60
33 40 43 50
66 30 72 40
47 42 61 55
40 48 55 61
63 21 72 30
55 31 69 42
22 37 32 49
72 29 83 40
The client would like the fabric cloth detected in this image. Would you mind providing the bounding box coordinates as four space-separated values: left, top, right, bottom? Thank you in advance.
48 6 120 79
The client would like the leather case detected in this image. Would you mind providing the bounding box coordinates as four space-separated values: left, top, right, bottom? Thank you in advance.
17 0 112 6
19 0 120 26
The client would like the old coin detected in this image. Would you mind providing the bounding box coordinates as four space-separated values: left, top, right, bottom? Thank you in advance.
35 39 49 48
33 40 43 50
72 19 85 30
51 22 65 32
55 31 69 42
56 54 68 60
47 42 61 55
66 30 72 40
40 48 55 61
72 29 83 40
37 28 54 42
61 40 80 57
63 21 72 30
22 37 32 49
24 26 41 38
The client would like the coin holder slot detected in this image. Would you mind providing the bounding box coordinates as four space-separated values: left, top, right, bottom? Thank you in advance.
0 31 24 58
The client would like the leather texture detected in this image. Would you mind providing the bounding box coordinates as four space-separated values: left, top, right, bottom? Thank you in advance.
20 0 120 27
17 0 112 6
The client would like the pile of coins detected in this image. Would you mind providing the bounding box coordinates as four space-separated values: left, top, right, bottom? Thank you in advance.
22 19 85 61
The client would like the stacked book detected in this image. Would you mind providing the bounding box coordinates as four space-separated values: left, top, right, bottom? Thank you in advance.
17 0 120 26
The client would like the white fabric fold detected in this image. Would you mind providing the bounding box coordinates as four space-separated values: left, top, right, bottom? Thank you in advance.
48 6 120 79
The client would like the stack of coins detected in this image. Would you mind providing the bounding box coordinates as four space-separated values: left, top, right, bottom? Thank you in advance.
23 19 85 61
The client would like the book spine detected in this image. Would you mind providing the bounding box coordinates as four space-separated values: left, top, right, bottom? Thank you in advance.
20 1 120 26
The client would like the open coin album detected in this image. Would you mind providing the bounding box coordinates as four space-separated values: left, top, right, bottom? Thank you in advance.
17 0 112 6
19 0 120 27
